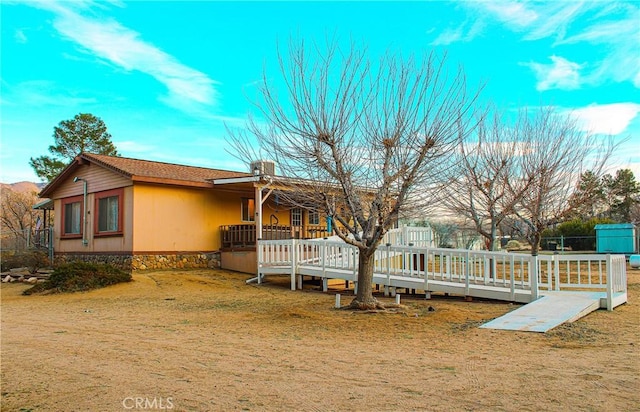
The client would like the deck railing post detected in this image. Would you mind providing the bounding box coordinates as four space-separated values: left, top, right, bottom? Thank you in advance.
509 254 515 301
290 239 297 291
257 240 263 284
553 255 560 291
606 254 613 311
531 256 539 301
465 250 470 296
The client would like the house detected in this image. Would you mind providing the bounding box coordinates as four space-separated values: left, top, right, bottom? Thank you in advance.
38 153 329 273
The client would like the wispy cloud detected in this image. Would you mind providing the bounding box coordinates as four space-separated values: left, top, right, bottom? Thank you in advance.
556 16 640 88
27 1 219 110
523 55 583 91
14 29 28 43
569 103 640 135
451 1 639 89
2 80 97 107
431 19 483 46
479 1 538 29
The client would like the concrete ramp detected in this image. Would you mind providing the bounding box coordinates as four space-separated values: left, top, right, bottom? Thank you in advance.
480 292 604 333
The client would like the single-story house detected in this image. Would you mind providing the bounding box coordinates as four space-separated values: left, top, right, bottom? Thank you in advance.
38 153 329 273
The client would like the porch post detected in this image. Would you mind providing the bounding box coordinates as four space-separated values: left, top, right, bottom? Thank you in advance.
255 185 263 240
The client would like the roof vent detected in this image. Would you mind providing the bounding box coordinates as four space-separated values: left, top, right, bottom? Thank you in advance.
250 160 276 176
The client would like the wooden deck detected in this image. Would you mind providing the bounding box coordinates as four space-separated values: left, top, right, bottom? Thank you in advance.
257 235 628 319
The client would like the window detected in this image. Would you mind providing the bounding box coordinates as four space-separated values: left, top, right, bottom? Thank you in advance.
98 196 119 232
291 208 302 227
94 188 123 236
242 198 255 222
308 210 319 225
62 198 82 236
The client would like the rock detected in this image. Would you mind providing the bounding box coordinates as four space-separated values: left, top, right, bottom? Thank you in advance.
3 275 13 283
27 277 38 284
17 276 25 282
37 279 46 283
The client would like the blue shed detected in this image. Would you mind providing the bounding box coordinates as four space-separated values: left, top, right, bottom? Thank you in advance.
595 223 638 254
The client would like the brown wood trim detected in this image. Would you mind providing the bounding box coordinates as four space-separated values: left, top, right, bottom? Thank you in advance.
131 251 219 255
54 251 133 256
131 176 213 188
54 251 219 256
220 247 256 252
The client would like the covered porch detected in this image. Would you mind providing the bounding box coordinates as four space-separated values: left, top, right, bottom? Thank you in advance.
220 224 330 249
213 167 331 273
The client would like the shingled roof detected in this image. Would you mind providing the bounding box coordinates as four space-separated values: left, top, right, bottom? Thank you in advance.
84 153 249 182
40 153 251 197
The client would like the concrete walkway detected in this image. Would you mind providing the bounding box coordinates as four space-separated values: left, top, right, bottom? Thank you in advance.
480 291 605 332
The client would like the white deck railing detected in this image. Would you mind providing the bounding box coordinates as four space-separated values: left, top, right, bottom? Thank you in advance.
257 237 627 310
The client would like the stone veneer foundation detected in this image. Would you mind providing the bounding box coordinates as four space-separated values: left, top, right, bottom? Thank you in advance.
54 252 221 272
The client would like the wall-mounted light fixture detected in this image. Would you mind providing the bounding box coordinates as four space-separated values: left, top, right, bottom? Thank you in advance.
73 177 88 246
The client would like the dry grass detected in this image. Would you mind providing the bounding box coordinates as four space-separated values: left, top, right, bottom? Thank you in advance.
1 266 638 411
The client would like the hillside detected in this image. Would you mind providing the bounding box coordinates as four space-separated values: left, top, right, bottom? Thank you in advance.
0 181 45 194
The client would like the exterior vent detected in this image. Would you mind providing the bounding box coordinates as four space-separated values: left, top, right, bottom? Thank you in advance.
250 160 276 176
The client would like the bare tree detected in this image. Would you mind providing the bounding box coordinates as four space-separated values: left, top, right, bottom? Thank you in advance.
1 188 39 250
439 110 534 251
513 106 613 255
228 40 480 309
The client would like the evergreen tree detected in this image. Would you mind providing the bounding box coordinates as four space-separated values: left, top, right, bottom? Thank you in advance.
30 113 118 182
606 169 640 222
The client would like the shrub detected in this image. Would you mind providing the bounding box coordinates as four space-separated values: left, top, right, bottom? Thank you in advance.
1 249 50 273
505 240 522 251
23 261 131 295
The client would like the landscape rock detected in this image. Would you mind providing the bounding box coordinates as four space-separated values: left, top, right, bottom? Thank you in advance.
27 277 39 284
3 275 14 283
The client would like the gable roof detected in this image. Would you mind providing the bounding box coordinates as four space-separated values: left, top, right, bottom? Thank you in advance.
40 153 251 197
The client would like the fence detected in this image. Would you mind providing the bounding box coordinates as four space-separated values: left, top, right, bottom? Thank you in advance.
257 236 627 310
1 227 54 262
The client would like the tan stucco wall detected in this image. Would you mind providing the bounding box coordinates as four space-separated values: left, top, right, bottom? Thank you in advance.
131 184 258 252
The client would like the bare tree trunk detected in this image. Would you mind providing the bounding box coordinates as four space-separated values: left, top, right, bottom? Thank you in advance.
350 251 378 309
531 231 542 256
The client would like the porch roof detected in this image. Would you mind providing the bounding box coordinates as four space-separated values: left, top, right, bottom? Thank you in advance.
33 198 54 210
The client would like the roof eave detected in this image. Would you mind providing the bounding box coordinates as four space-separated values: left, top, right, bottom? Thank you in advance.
212 176 262 185
131 175 214 188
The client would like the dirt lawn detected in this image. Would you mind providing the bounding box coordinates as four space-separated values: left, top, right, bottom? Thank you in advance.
1 267 638 412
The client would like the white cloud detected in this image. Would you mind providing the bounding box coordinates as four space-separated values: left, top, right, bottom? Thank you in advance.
3 80 97 107
467 1 640 88
480 1 538 29
28 1 219 109
14 29 27 43
569 103 640 135
557 17 640 88
525 55 583 91
431 19 484 46
523 2 589 41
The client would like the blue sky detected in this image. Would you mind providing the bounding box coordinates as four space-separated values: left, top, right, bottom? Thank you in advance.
1 0 639 183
